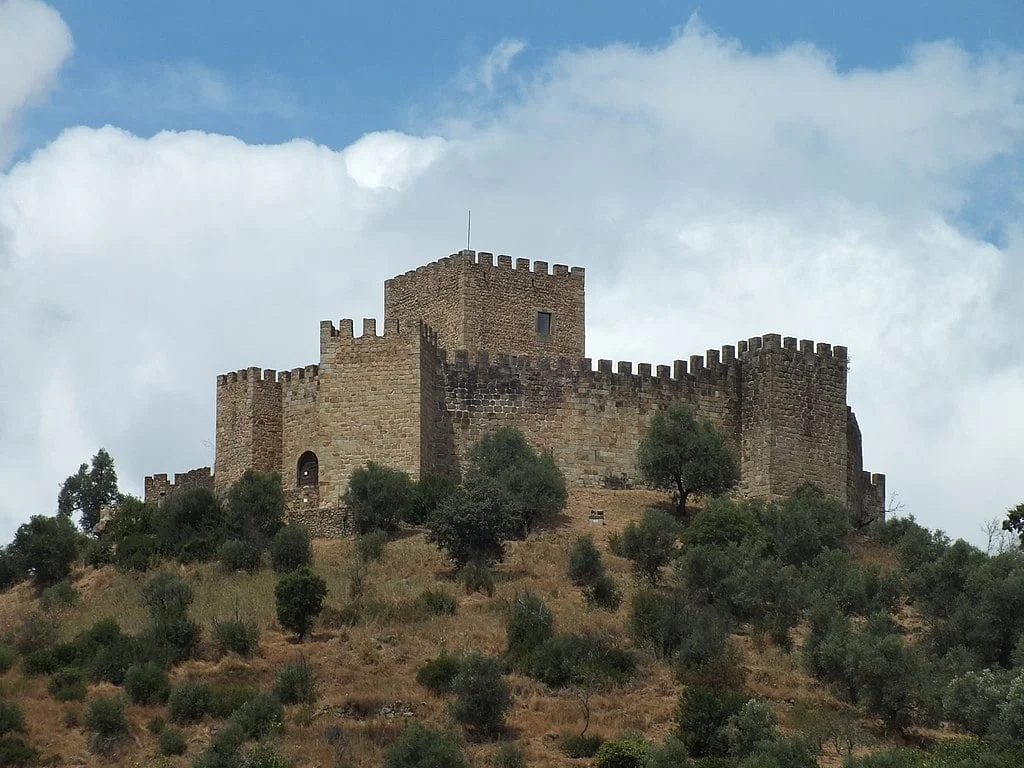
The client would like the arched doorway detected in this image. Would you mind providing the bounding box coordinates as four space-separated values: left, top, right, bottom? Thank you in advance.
297 451 319 487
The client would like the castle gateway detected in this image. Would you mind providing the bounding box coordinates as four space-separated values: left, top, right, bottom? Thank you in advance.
145 250 885 534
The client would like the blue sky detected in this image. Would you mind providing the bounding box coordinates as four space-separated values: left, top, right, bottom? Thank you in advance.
1 0 1023 544
26 1 1024 156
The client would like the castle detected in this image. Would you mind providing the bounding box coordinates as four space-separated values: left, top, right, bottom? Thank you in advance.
144 250 886 535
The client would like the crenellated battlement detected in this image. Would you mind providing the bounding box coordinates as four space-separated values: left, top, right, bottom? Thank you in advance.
386 249 585 288
144 466 213 505
737 333 848 365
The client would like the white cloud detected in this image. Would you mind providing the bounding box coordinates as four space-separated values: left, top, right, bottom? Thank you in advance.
1 16 1023 544
0 0 72 163
465 38 526 95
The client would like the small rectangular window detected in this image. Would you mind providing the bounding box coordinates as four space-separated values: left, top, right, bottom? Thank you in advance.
536 311 552 335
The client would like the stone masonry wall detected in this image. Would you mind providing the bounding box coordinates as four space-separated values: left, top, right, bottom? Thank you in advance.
385 251 585 360
214 369 282 494
144 466 214 505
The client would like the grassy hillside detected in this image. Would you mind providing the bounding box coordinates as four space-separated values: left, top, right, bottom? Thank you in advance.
0 489 1007 766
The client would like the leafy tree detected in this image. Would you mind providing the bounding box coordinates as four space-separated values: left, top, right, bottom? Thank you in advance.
637 404 739 515
506 591 554 667
676 686 746 758
141 572 201 664
345 462 414 535
450 651 512 740
408 473 458 525
466 427 567 535
426 479 516 568
614 509 681 584
153 487 225 562
226 470 285 548
58 448 120 533
274 567 327 640
384 721 470 768
1001 502 1024 547
568 536 622 609
269 525 312 572
7 514 79 587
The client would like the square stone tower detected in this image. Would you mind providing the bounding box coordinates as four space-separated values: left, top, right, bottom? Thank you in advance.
384 250 586 359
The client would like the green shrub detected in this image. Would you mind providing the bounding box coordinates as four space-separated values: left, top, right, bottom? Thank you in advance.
0 643 16 673
0 700 26 736
646 735 692 768
614 509 681 584
194 720 246 768
147 715 166 734
676 686 746 758
270 526 312 573
356 531 387 563
0 735 38 767
722 699 778 758
125 662 171 705
158 725 187 756
231 692 283 740
345 462 414 535
213 616 261 659
142 571 194 623
740 735 817 768
493 742 527 768
13 610 59 654
561 732 604 757
48 666 88 701
450 652 511 740
88 629 144 684
416 650 463 696
568 536 622 609
460 562 496 596
8 513 80 587
114 532 157 572
245 740 295 767
220 538 263 572
630 589 730 662
506 592 554 667
595 735 648 768
275 567 327 640
384 721 470 768
276 657 317 705
21 648 58 675
209 685 261 718
226 470 285 549
426 480 516 568
415 589 458 617
169 681 212 723
85 694 129 754
41 580 79 612
409 473 458 526
153 487 227 563
527 633 636 689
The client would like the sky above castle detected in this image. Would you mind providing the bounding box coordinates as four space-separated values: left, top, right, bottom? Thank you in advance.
0 0 1022 544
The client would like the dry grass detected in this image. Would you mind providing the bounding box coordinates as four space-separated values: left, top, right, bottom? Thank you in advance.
0 489 919 767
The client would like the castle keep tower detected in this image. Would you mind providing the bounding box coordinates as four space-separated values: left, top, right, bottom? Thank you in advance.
147 249 886 535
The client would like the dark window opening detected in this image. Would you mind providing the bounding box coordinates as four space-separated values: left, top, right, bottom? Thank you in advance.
536 311 552 336
297 451 319 487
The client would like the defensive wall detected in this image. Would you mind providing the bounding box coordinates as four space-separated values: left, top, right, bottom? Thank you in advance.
146 249 886 531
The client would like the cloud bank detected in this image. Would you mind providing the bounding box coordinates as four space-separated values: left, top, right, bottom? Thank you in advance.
1 3 1023 543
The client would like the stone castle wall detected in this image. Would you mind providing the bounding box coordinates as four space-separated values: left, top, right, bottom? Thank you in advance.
144 466 214 504
385 251 585 360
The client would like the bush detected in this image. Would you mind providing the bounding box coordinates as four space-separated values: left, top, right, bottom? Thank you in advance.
676 686 746 758
630 589 730 662
226 470 285 549
114 532 157 572
231 692 284 740
460 562 495 596
615 509 681 584
414 589 458 617
13 610 59 654
125 662 171 705
213 616 261 658
416 650 463 696
169 681 212 723
159 725 187 755
595 736 648 768
41 580 79 612
562 732 605 757
7 514 80 587
276 657 317 705
245 740 294 767
0 700 26 736
275 567 327 640
426 480 516 568
345 462 414 535
209 685 261 718
646 736 692 768
142 571 194 624
195 720 246 768
0 735 37 767
49 666 88 701
270 525 312 573
409 473 458 526
465 427 568 534
589 574 623 610
493 742 527 768
0 643 16 673
220 538 263 572
384 721 470 768
450 652 511 740
147 715 166 734
740 735 817 768
356 531 387 563
85 694 129 754
527 633 636 689
722 699 778 758
506 592 554 667
568 536 621 609
153 487 226 563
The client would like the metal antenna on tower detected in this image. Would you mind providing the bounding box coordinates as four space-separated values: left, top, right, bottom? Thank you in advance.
467 210 471 251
